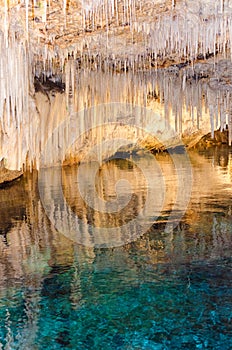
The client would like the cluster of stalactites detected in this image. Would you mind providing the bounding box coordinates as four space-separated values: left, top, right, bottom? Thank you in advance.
64 62 232 143
0 5 36 169
1 1 232 170
33 0 232 73
1 63 232 170
32 65 232 169
2 1 232 89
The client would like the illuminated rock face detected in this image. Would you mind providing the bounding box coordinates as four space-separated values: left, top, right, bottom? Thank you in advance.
1 66 232 170
0 1 232 170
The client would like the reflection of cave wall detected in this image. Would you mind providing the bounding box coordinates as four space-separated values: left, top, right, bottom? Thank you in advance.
0 147 231 348
0 172 75 290
0 148 231 303
0 177 28 237
62 159 147 228
39 147 232 250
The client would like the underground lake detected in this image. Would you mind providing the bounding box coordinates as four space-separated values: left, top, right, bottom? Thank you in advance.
0 0 232 349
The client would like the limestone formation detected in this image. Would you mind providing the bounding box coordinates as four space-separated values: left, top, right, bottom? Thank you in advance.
0 0 232 180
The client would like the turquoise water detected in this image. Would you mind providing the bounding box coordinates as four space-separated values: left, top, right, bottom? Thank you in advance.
2 257 231 349
0 147 231 349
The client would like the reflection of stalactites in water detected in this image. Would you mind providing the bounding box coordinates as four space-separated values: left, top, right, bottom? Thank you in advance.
0 147 231 277
62 159 147 228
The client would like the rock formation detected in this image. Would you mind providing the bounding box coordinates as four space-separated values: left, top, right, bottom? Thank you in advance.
0 0 232 176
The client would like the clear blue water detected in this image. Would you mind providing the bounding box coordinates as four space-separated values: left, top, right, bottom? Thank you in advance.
0 147 231 349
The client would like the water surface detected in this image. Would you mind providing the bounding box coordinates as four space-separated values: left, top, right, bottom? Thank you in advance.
0 147 231 349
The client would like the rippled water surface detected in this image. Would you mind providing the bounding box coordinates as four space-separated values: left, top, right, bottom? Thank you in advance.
0 147 231 349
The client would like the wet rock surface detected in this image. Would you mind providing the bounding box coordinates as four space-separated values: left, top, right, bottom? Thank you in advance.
193 129 229 149
0 168 23 186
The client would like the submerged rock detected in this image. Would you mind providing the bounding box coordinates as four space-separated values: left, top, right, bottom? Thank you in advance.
192 129 229 149
0 168 23 186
